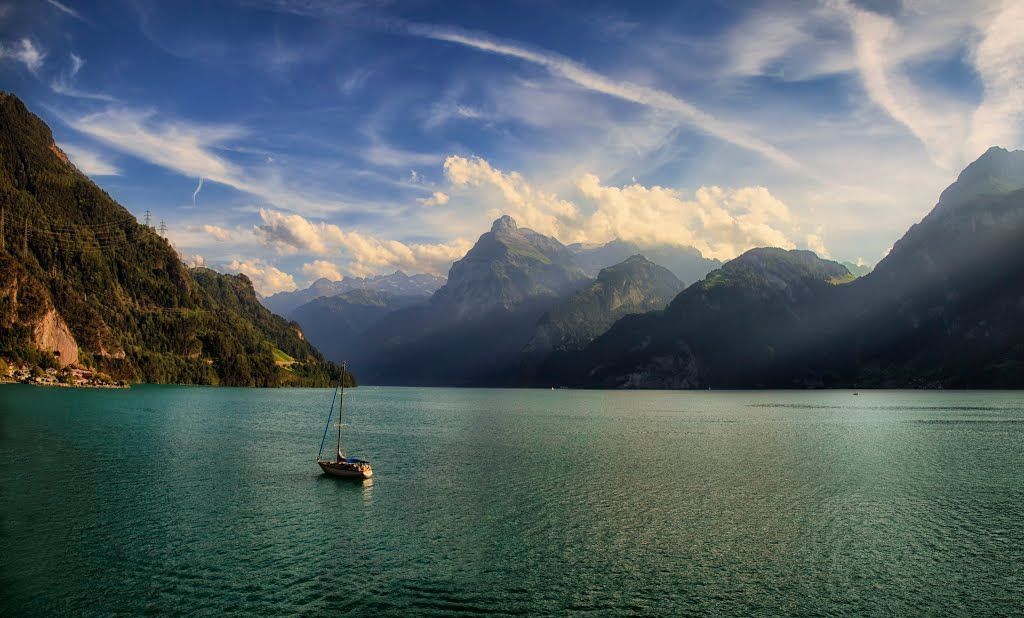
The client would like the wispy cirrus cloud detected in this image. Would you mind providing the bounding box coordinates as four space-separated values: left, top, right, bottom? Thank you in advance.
966 0 1024 159
64 105 403 217
0 38 45 74
51 53 118 102
406 24 803 171
46 0 89 23
60 142 120 176
69 107 246 185
743 0 1021 171
836 0 969 170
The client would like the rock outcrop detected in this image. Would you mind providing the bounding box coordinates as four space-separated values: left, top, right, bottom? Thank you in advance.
32 308 78 367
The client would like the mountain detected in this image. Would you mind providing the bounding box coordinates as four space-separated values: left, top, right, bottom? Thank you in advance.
540 147 1024 389
525 255 683 356
431 215 589 319
840 261 873 278
829 146 1024 386
570 239 721 286
290 289 423 362
0 92 344 386
351 215 591 384
262 271 445 317
539 249 850 388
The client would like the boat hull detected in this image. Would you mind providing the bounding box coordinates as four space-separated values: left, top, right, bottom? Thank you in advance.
318 460 373 479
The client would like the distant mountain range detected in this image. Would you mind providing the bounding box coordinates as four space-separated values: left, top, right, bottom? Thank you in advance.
262 271 445 317
290 289 423 363
0 93 344 386
288 218 710 371
569 239 721 286
4 92 1019 389
540 147 1024 388
524 254 682 356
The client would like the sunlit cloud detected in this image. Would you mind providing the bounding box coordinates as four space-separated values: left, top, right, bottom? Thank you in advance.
228 258 296 296
255 209 472 277
417 191 449 207
300 259 343 282
437 155 824 261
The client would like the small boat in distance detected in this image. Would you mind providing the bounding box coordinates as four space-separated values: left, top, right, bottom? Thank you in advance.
316 365 373 480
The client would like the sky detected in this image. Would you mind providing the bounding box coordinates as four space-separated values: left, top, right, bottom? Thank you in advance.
1 0 1021 295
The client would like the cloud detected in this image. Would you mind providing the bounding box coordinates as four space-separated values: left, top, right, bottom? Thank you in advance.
417 191 449 207
966 0 1024 157
300 260 343 282
0 38 44 74
438 155 822 261
255 208 471 276
51 53 118 102
425 100 488 129
59 143 120 176
228 258 296 295
408 24 802 170
362 142 442 168
70 53 84 76
725 10 815 78
443 155 582 239
69 108 246 185
64 105 390 217
192 177 205 206
576 176 806 261
183 254 206 268
187 224 235 242
46 0 87 22
255 209 335 255
836 1 968 169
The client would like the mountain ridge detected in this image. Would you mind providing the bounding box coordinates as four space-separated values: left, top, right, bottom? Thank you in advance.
0 93 343 386
537 148 1024 389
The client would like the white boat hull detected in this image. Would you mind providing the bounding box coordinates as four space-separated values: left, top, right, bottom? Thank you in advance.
318 460 373 479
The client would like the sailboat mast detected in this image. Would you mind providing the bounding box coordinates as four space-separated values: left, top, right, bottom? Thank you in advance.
337 363 345 460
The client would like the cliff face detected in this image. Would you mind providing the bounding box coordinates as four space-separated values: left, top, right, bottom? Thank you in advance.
32 309 78 367
0 254 78 367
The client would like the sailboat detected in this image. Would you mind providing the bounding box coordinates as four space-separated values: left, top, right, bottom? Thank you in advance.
316 366 373 479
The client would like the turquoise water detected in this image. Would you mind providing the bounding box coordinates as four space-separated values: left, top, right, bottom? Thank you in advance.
1 386 1022 615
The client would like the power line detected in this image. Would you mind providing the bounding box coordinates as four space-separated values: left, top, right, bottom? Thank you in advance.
143 210 152 227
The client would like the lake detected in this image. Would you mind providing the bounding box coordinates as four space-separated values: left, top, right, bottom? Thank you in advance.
1 386 1022 615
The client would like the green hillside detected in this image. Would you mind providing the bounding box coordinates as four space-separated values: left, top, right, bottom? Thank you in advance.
0 92 349 386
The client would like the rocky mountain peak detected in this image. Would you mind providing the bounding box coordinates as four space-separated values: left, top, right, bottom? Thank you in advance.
491 214 518 234
936 146 1024 212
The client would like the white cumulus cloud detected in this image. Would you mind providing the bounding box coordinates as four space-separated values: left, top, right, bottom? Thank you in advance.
417 191 450 207
300 260 343 282
437 155 823 261
444 155 582 240
255 209 472 277
228 258 296 296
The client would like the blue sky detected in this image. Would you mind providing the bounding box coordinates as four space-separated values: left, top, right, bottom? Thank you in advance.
1 0 1020 294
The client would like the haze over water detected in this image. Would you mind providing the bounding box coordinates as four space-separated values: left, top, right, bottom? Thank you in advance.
2 386 1022 615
